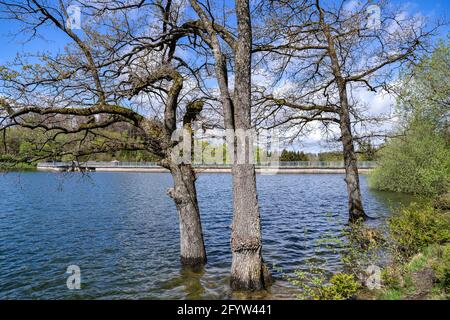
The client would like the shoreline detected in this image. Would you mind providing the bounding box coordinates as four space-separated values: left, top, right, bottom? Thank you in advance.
36 166 372 174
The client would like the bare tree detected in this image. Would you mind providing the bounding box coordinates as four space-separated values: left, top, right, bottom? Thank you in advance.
0 0 207 265
187 0 271 290
252 0 440 221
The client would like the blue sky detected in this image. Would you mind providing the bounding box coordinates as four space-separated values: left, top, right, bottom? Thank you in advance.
406 0 449 14
0 0 448 152
0 0 448 64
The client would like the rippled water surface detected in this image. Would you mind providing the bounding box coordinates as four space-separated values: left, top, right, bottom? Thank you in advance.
0 172 409 299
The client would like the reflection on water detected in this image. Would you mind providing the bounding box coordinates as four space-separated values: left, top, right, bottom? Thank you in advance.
0 172 412 299
370 189 417 211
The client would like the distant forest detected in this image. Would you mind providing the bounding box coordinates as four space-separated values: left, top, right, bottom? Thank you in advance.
1 125 378 164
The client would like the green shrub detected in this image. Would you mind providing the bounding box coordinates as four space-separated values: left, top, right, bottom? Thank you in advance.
388 203 450 258
432 244 450 292
317 274 360 300
285 268 360 300
434 192 450 210
369 122 450 196
369 44 450 196
377 244 450 300
381 266 403 290
341 221 385 278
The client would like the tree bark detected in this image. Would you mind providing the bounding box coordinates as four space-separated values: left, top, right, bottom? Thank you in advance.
167 163 207 266
317 0 367 221
230 0 269 291
339 104 367 222
189 0 270 289
230 164 270 290
160 67 207 266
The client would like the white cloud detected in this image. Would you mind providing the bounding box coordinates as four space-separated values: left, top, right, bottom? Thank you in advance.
353 87 396 115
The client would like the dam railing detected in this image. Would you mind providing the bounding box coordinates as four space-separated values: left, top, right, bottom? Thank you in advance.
37 161 377 169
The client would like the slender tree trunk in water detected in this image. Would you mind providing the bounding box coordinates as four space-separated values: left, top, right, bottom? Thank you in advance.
167 163 207 266
317 1 367 222
230 0 270 291
339 106 367 222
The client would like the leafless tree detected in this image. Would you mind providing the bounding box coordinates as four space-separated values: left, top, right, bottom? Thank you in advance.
186 0 271 290
0 0 208 266
252 0 442 221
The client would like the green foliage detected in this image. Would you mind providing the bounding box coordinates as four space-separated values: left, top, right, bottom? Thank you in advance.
397 41 450 130
279 149 308 162
278 200 449 300
0 152 35 170
282 266 360 300
193 142 276 165
356 140 378 161
313 146 377 162
369 121 450 196
434 192 450 210
0 65 19 80
430 244 450 293
407 252 429 272
381 266 403 290
377 244 450 300
282 267 326 300
318 274 360 300
371 196 450 300
1 126 159 164
388 202 450 259
279 223 367 300
317 151 342 161
369 43 450 196
340 220 385 279
380 288 403 300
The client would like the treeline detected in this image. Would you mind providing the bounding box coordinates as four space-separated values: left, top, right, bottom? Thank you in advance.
0 126 159 164
279 145 377 162
1 128 379 164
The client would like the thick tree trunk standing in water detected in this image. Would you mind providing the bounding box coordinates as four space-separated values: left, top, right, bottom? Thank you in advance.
167 163 207 266
188 0 270 289
161 68 207 266
230 164 269 290
230 0 269 291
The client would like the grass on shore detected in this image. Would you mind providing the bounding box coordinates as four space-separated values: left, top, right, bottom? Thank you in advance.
359 197 449 300
359 243 449 300
283 195 449 300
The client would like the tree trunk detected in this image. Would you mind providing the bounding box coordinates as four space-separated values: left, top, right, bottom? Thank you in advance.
340 108 367 222
230 0 270 291
317 2 367 222
230 164 270 290
156 65 207 266
167 163 207 266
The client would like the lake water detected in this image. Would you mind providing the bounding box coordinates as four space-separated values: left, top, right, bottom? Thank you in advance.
0 172 409 299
